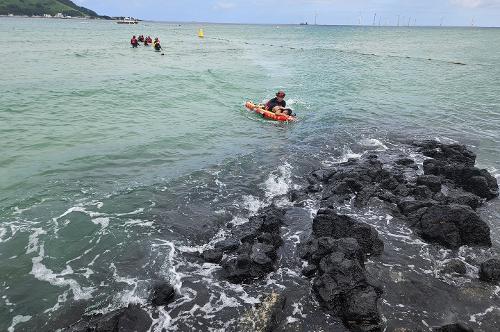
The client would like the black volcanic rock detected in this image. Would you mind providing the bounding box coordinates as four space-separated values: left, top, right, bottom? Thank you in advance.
433 322 473 332
416 204 491 249
416 140 476 167
312 209 384 256
417 175 442 193
202 248 223 263
440 259 467 275
214 238 240 253
479 258 500 283
151 281 175 306
303 236 383 331
219 206 285 283
414 141 498 200
67 304 152 332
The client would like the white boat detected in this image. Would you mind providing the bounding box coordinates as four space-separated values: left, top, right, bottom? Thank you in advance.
117 17 138 24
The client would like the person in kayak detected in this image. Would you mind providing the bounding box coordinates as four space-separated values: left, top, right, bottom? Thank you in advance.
131 35 138 48
266 91 292 116
138 35 144 42
144 36 152 46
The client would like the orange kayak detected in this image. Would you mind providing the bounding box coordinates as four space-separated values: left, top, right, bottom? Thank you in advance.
245 101 296 122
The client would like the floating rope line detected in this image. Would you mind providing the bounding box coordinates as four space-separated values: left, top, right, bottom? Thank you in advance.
205 36 478 67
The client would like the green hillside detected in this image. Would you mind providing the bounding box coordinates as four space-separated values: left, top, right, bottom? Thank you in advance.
0 0 100 17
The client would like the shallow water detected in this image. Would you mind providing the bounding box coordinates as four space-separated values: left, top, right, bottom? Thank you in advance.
0 18 499 331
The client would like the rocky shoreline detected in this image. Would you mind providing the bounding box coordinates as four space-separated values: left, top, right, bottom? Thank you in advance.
66 140 499 332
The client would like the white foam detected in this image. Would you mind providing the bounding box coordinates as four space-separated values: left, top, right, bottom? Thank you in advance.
242 195 266 214
92 217 109 228
322 147 362 166
359 138 388 150
30 243 94 300
0 226 8 242
12 206 31 215
116 208 144 216
26 228 46 254
151 306 173 332
470 306 498 324
264 162 292 199
124 219 154 227
8 315 32 332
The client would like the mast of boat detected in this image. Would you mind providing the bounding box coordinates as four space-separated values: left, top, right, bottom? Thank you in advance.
314 12 317 25
397 15 400 27
373 13 377 26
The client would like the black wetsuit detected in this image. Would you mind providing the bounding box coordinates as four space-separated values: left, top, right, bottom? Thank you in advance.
266 97 286 112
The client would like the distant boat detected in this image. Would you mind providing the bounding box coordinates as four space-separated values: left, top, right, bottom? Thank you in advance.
300 22 308 25
117 18 138 24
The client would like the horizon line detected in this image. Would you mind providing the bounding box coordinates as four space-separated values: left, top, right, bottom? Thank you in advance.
2 15 499 28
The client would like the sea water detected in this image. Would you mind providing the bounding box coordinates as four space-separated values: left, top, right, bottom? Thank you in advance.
1 18 500 331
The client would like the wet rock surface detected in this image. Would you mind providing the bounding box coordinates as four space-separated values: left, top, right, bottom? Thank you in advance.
300 219 384 330
201 205 285 283
433 322 474 332
479 258 500 283
150 281 175 307
66 304 152 332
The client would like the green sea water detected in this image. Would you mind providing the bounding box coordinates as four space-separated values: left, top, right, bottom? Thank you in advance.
1 18 499 331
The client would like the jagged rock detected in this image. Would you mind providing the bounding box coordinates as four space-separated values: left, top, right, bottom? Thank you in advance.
395 157 417 168
299 237 364 266
416 141 476 167
415 141 498 200
433 322 473 332
307 183 323 193
151 281 175 306
440 259 467 275
412 185 434 200
417 175 442 193
67 304 152 332
312 209 384 256
309 169 336 183
416 204 491 249
424 161 498 200
435 187 482 210
214 238 240 253
479 258 500 283
202 248 223 263
239 292 286 332
220 206 285 283
343 287 383 331
302 264 318 277
398 199 436 215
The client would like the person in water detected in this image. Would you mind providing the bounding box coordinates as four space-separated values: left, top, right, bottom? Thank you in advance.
130 35 138 48
144 36 152 46
266 91 291 116
138 35 144 42
154 38 162 51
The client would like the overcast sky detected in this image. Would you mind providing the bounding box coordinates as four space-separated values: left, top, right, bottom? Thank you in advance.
75 0 500 26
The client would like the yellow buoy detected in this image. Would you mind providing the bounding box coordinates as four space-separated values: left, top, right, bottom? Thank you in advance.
198 28 204 38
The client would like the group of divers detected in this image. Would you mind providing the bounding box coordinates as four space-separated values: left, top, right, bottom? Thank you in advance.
130 35 162 51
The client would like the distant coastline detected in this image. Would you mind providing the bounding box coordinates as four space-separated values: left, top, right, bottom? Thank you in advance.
0 15 498 28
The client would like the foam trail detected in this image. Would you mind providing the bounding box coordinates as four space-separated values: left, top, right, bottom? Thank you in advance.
8 315 32 332
30 244 94 300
